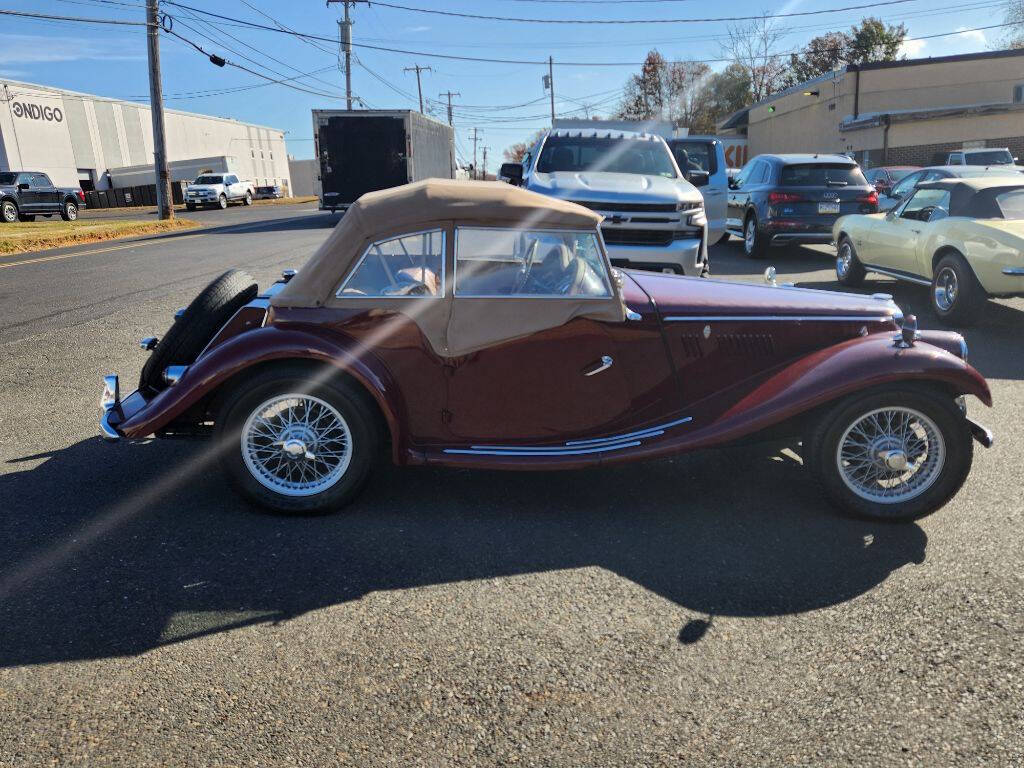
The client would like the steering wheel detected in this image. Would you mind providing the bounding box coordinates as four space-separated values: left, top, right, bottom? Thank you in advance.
511 238 539 294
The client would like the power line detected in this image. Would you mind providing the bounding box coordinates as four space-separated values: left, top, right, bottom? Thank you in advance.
0 8 148 24
369 0 920 24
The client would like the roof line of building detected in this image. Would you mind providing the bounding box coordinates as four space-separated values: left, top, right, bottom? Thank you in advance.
0 78 285 135
840 100 1024 131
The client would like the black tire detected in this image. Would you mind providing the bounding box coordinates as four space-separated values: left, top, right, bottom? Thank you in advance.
806 386 973 522
931 252 984 327
743 213 768 259
60 200 78 221
218 194 228 210
243 191 253 206
1 199 18 224
835 235 867 287
18 214 35 222
185 203 196 211
139 269 258 390
216 365 379 514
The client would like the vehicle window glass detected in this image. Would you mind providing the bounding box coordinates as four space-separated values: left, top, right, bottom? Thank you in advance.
779 163 867 186
731 161 754 189
889 171 923 198
889 169 915 183
195 175 224 184
536 136 677 178
15 173 32 186
949 153 964 164
30 174 48 188
670 141 717 175
337 229 445 298
455 228 611 298
899 188 951 222
995 188 1024 219
966 150 1014 165
0 172 16 185
865 169 879 183
522 151 533 173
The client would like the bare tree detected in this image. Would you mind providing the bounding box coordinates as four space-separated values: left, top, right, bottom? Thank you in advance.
615 50 710 122
1002 0 1024 47
721 15 787 102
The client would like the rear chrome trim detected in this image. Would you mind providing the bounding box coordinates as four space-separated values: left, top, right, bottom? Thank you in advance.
1002 267 1024 276
443 416 693 456
664 315 893 323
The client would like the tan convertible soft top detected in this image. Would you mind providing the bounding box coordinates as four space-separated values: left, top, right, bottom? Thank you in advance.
272 178 624 357
274 179 601 308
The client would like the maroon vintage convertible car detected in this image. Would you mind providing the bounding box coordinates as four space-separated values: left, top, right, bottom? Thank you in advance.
101 179 992 520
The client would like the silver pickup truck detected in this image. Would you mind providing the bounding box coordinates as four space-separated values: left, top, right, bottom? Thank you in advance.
185 173 254 210
500 129 708 276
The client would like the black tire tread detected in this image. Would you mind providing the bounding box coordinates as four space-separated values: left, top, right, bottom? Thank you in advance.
140 269 258 390
836 235 867 287
931 252 984 327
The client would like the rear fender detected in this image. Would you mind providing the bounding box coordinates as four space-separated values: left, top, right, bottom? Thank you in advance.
119 325 408 461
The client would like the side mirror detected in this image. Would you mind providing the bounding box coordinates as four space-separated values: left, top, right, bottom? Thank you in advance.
18 183 29 190
687 170 710 188
499 163 524 186
727 177 739 190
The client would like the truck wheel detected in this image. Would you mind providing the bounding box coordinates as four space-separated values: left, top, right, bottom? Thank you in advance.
743 214 768 259
216 365 378 514
139 269 258 390
931 252 984 327
18 214 36 222
1 200 19 223
60 200 79 221
243 191 253 206
218 194 228 210
806 386 973 522
835 236 867 287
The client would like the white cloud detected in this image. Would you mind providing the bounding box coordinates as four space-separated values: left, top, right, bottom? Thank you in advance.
954 26 987 45
0 34 144 65
899 38 927 58
402 25 431 33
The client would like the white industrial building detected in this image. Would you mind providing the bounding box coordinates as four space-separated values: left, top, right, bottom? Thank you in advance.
0 79 291 192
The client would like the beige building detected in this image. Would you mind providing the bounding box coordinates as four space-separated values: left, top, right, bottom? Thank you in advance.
720 48 1024 167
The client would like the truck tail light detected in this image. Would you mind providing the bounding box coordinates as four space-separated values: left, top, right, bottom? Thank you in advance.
857 191 878 205
768 191 804 204
77 189 86 202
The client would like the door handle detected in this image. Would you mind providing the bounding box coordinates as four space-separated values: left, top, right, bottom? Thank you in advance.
909 228 921 234
583 355 614 376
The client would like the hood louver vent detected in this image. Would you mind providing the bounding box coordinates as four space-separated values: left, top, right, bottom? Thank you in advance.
717 333 777 356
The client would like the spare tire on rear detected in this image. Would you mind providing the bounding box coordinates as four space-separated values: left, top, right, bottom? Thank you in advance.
140 269 258 390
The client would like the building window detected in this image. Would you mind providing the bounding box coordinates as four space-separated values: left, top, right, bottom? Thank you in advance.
1014 84 1024 103
269 151 273 160
251 149 255 158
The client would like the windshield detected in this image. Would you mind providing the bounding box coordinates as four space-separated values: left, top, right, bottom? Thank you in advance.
194 175 223 184
780 163 868 187
966 150 1015 165
889 169 916 182
995 188 1024 219
537 136 677 178
0 172 17 185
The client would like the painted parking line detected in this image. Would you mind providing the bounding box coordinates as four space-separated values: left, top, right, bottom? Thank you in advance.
0 233 205 270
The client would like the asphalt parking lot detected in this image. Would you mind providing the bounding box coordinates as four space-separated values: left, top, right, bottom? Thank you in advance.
1 207 1021 766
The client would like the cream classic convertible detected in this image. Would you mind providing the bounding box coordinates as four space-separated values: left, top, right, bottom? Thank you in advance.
833 177 1024 324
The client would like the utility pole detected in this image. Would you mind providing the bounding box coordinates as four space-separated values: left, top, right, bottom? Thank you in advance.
439 90 460 126
327 0 366 110
481 146 489 180
469 127 482 180
403 64 432 113
548 56 555 124
145 0 172 220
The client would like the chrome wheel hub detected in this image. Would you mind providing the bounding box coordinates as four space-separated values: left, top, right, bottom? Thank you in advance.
837 406 945 504
745 220 755 252
241 393 352 497
836 243 851 277
934 267 958 311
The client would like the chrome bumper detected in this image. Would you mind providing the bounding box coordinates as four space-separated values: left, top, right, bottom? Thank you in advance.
966 417 994 449
99 374 147 442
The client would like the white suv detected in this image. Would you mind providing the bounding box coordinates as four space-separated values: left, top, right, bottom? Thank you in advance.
185 174 254 210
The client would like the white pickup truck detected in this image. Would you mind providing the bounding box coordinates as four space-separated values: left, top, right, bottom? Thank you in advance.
185 173 254 210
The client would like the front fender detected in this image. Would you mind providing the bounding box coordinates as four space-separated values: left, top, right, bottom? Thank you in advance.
119 325 408 461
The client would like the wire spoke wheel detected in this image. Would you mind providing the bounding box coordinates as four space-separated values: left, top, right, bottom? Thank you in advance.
241 393 353 497
836 406 945 505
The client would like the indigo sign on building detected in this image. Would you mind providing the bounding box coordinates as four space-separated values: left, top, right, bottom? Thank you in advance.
11 102 64 122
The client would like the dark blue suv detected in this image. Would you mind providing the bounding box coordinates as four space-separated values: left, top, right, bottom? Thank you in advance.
725 154 878 258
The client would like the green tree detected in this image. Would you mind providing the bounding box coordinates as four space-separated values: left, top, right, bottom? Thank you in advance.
783 18 907 88
846 17 907 62
686 63 752 132
786 32 848 86
503 129 546 164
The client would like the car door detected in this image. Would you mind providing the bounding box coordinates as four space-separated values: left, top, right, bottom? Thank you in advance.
726 160 759 232
865 188 950 279
444 226 656 444
672 140 726 240
224 174 238 199
33 174 59 212
15 173 39 212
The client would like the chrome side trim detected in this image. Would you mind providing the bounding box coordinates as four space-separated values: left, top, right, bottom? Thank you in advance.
864 264 932 286
583 355 613 377
162 365 188 386
664 315 894 323
443 416 693 456
444 440 643 457
625 308 642 321
1002 267 1024 276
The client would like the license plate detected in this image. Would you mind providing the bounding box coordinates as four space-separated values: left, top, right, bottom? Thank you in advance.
818 202 840 214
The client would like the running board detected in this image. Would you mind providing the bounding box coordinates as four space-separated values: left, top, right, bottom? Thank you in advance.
864 264 932 286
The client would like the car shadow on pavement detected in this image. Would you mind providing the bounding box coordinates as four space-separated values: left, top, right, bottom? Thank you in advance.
708 242 834 277
0 436 927 666
794 277 1024 381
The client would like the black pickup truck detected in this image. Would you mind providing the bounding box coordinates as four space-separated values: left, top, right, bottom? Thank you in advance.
0 171 86 223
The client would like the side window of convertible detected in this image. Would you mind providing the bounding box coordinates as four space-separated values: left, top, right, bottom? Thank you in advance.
337 229 445 297
899 189 951 222
455 227 612 298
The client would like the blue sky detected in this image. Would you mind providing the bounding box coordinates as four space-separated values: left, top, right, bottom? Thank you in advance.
1 0 1007 172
